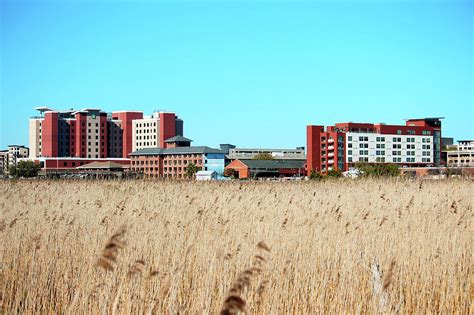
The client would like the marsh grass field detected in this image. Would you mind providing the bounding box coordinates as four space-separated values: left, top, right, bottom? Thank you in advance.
0 178 473 313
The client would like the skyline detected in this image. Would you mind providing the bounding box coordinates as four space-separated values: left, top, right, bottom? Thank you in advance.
1 0 473 149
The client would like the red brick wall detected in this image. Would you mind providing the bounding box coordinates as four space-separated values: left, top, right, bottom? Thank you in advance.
159 113 176 148
112 112 143 158
306 125 323 175
42 112 58 157
75 113 87 158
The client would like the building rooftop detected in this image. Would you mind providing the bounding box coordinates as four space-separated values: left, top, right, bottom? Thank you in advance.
405 117 445 121
77 161 129 169
8 145 28 148
165 136 193 143
130 146 224 156
238 159 306 169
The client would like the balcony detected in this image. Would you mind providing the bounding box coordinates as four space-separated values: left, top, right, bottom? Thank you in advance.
328 153 334 158
328 146 334 150
328 159 334 164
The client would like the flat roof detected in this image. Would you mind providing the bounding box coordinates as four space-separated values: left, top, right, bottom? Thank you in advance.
130 146 224 156
231 147 305 151
405 117 445 121
112 110 143 113
31 157 130 161
8 145 28 148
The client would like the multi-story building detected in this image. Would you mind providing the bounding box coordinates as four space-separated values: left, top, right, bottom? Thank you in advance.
0 150 8 175
227 147 306 160
307 118 443 174
130 137 225 179
445 140 474 167
0 145 29 175
29 107 144 159
132 111 183 151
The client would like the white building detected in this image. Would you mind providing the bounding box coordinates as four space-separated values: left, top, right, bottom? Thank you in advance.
195 170 218 181
345 133 433 165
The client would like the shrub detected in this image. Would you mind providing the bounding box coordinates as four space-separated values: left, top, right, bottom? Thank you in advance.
309 170 323 180
326 169 343 178
224 168 239 178
354 162 399 177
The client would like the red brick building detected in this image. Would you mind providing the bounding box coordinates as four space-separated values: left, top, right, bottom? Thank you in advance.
130 137 226 179
307 118 443 175
225 159 306 179
29 107 184 160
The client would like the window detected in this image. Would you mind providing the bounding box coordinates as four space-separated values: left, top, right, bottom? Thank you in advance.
348 136 352 141
348 150 353 155
348 157 353 162
397 130 402 135
422 130 431 135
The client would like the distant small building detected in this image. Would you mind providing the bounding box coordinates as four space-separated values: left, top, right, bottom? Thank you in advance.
227 147 306 160
445 140 474 167
195 170 217 181
225 159 306 179
0 145 29 175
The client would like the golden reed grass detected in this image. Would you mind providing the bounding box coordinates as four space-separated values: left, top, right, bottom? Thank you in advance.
0 178 472 313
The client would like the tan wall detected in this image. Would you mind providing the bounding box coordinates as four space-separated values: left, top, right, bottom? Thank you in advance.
29 119 42 158
132 118 160 151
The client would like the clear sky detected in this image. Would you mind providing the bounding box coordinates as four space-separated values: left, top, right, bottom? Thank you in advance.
1 0 472 149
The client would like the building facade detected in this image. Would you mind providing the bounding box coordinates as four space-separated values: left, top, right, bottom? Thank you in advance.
227 147 306 160
130 137 225 179
132 111 183 152
307 118 443 174
30 107 187 160
445 140 474 167
0 145 29 175
29 107 143 159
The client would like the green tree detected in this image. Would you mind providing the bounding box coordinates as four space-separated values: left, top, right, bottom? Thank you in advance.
186 163 201 179
224 168 239 178
9 160 40 178
252 153 274 160
309 170 323 180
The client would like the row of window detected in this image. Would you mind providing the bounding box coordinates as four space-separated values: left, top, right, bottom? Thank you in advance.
348 150 431 156
132 159 203 166
349 136 431 143
136 122 157 128
136 128 157 134
136 135 156 140
348 157 431 163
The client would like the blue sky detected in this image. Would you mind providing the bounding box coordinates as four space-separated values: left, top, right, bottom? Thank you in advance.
1 0 472 149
